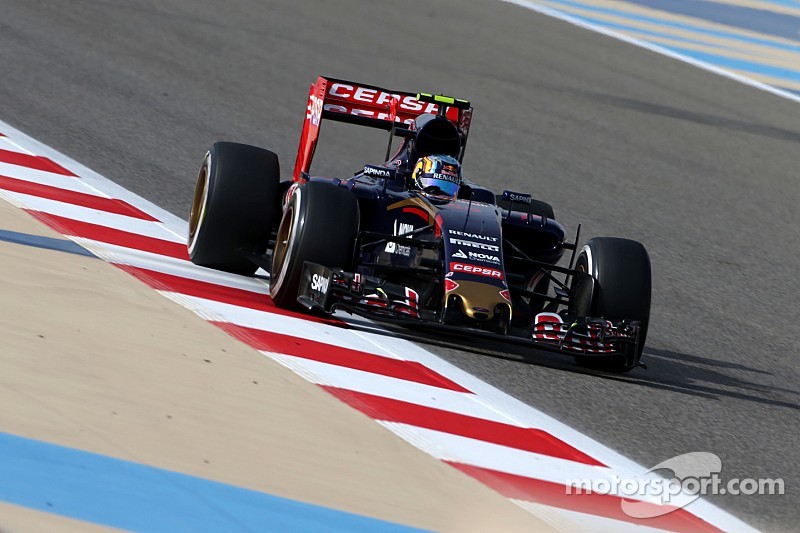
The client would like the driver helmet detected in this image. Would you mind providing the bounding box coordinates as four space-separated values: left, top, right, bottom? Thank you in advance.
412 154 462 198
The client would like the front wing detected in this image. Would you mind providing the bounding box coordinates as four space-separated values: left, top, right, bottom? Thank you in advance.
297 262 643 360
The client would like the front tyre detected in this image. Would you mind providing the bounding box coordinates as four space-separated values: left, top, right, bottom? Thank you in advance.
270 181 359 309
188 142 279 275
574 237 651 373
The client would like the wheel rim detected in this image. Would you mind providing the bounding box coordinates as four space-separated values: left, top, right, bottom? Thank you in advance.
270 190 300 295
272 205 293 269
188 159 210 253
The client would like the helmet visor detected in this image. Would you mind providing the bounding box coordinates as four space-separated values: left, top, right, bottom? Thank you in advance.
418 175 460 197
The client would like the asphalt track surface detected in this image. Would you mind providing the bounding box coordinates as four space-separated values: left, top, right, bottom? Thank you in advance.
1 0 798 530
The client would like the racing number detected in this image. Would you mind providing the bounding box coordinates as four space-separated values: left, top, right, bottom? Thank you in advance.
307 94 323 126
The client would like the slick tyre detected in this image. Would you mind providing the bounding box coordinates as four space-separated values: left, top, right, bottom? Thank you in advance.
188 142 279 275
574 237 651 373
270 181 359 309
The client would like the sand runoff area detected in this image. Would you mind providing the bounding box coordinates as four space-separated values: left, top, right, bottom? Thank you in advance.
0 197 553 532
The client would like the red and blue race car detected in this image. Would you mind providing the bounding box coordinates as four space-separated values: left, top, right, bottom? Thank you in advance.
187 76 652 373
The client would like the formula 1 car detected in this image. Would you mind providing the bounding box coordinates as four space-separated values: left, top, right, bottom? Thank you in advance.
187 76 651 372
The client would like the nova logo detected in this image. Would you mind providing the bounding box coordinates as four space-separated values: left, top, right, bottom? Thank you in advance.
310 273 329 293
452 249 468 259
469 251 500 264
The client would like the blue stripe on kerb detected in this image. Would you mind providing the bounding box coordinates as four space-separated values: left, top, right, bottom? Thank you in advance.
619 0 800 41
574 15 762 54
0 229 96 257
746 0 800 9
567 15 800 84
668 46 800 82
543 0 800 51
0 431 428 533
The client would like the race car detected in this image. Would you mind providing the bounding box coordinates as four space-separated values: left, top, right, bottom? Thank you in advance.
187 76 652 373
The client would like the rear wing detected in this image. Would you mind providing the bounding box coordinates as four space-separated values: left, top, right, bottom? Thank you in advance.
293 76 473 180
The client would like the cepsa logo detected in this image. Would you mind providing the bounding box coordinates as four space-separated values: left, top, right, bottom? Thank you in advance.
324 83 441 124
450 262 503 279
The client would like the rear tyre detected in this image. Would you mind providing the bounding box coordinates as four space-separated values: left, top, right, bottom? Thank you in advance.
573 237 651 373
270 181 360 309
188 142 279 275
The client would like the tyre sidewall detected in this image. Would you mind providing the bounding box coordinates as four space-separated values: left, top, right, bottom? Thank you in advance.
270 181 359 308
188 142 279 275
575 237 651 371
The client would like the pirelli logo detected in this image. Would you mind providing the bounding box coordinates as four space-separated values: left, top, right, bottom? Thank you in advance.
449 238 499 252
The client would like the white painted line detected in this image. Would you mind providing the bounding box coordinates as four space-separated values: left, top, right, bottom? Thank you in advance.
500 0 800 104
0 162 103 195
75 237 188 263
0 136 31 154
68 240 274 295
382 422 707 508
383 422 616 488
173 293 442 362
0 121 189 235
3 192 182 242
263 353 523 422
